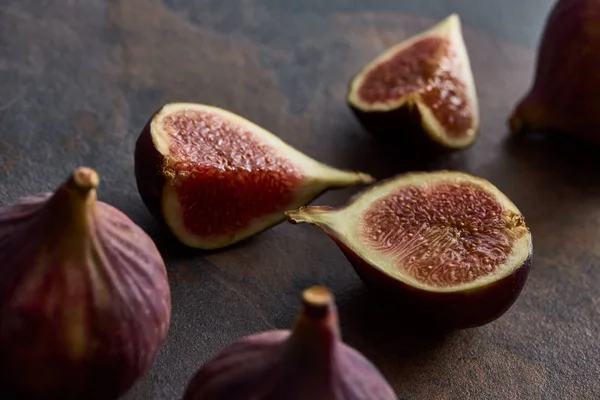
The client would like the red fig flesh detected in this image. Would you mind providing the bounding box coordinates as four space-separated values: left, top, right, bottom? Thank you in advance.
347 14 479 150
286 171 532 329
0 168 171 400
135 103 374 249
510 0 600 143
183 286 398 400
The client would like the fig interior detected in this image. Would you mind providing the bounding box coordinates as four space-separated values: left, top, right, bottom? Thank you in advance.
356 36 473 137
151 105 305 238
295 173 532 292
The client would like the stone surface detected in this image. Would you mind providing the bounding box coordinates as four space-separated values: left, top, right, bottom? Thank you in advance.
0 0 598 399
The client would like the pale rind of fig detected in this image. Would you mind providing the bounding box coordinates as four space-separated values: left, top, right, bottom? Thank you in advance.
286 171 532 329
135 103 375 250
0 167 171 400
347 14 480 151
182 286 398 400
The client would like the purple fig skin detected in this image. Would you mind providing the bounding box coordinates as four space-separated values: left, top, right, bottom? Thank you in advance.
348 101 455 155
135 109 167 222
0 168 171 400
510 0 600 143
183 286 398 400
332 237 532 330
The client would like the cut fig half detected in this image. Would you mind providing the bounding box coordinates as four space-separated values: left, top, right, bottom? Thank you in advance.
135 103 375 250
347 14 479 151
286 171 532 329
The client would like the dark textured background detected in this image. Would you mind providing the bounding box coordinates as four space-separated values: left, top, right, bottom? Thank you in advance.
1 0 599 399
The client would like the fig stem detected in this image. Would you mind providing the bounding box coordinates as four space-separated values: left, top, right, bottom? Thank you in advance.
294 285 339 338
302 286 333 318
285 206 334 225
355 172 376 184
284 286 340 364
72 167 100 193
322 169 375 188
41 168 100 238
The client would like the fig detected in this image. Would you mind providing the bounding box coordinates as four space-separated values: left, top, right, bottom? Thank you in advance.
182 286 398 400
286 171 532 330
347 14 479 151
135 102 375 250
509 0 600 143
0 167 171 400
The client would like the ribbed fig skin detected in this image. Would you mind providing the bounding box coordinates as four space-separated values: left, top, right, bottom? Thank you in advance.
335 238 532 330
510 0 600 142
183 287 397 400
0 171 171 399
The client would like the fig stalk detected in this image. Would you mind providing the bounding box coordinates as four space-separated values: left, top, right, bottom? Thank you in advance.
183 286 398 400
273 288 341 389
43 167 99 236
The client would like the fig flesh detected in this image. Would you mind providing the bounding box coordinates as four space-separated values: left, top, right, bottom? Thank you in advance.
183 286 398 400
286 171 532 330
0 168 171 400
509 0 600 143
347 14 479 151
135 103 375 250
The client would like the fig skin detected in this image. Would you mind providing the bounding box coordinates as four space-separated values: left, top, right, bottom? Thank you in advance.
286 171 533 330
0 168 171 400
182 286 398 400
337 237 531 330
134 103 375 250
509 0 600 143
135 113 167 222
348 102 452 156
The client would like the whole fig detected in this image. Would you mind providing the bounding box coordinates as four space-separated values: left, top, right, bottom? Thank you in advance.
0 167 171 400
509 0 600 143
182 286 398 400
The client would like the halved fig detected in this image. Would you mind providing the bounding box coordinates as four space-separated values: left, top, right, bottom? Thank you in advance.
135 103 375 250
347 14 479 151
286 171 532 330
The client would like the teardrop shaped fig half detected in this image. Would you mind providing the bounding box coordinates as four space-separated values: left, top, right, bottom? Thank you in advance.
183 286 398 400
508 0 600 143
135 103 374 250
347 14 479 151
286 171 532 330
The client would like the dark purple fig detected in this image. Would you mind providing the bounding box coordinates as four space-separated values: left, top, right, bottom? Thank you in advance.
182 286 398 400
347 14 480 152
134 102 374 250
0 167 171 400
509 0 600 143
286 171 532 330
